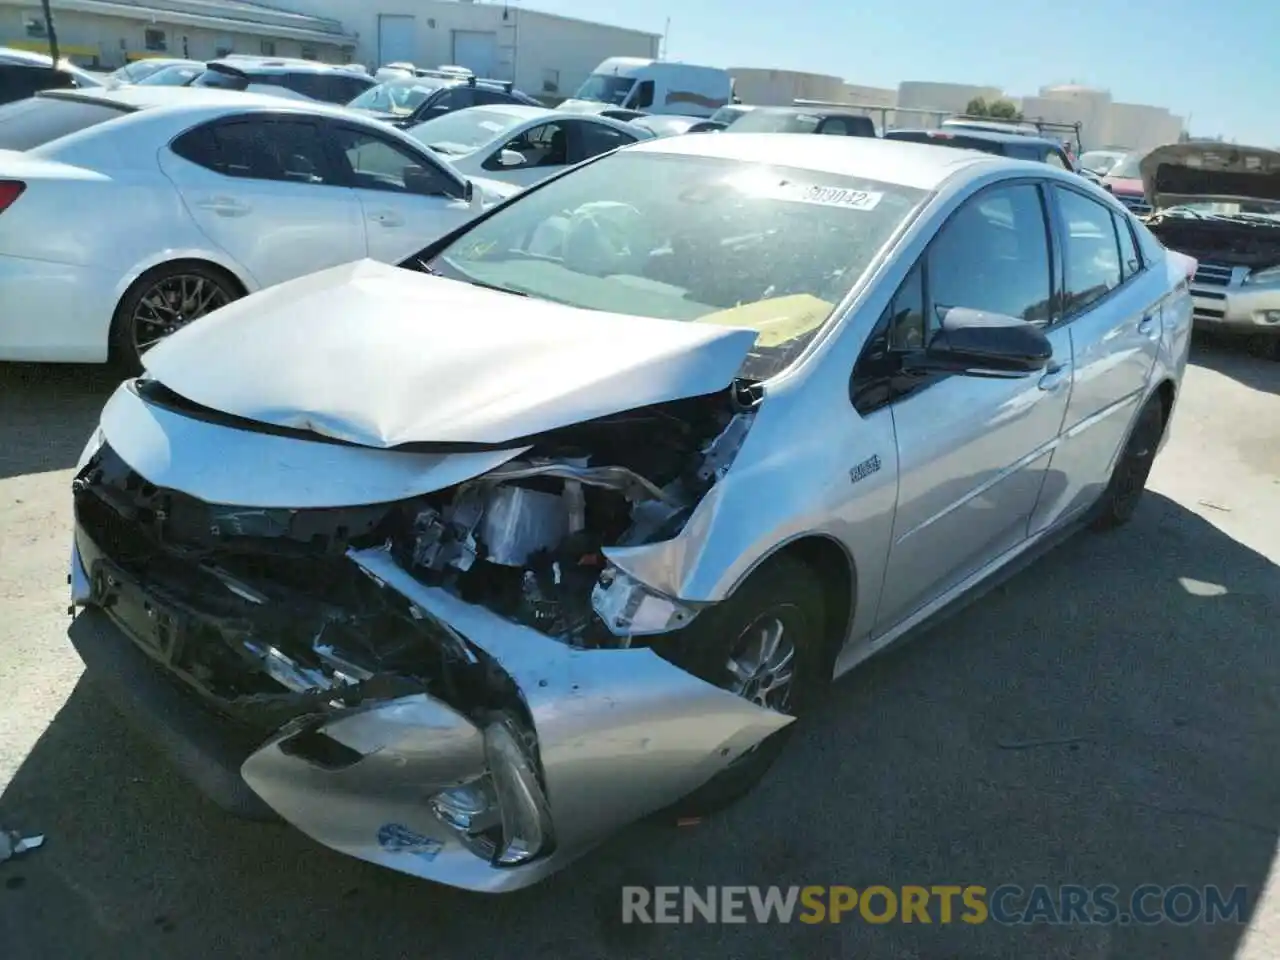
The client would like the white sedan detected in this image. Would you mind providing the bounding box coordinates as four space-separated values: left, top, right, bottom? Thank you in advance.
403 104 650 188
0 86 518 370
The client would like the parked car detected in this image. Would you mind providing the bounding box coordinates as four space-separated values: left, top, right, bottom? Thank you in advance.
65 132 1194 894
1078 148 1128 177
347 73 541 129
722 106 876 137
0 46 106 106
710 103 755 126
134 62 205 87
884 127 1075 170
1100 151 1151 214
1140 142 1280 357
403 105 648 187
109 58 202 85
629 114 726 137
189 57 376 105
0 86 518 369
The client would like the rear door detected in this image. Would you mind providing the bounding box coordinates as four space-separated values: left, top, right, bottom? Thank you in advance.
323 121 474 263
479 119 572 187
1027 187 1163 532
160 115 365 288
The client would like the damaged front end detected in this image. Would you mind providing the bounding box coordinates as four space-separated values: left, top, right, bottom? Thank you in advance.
69 377 785 892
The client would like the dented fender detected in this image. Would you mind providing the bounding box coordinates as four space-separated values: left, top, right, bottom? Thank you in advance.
238 546 792 893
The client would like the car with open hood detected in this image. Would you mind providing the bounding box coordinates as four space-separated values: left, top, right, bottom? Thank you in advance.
1139 142 1280 355
1100 150 1151 214
66 132 1194 893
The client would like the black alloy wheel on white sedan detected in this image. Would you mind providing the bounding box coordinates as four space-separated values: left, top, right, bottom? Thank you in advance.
110 262 241 374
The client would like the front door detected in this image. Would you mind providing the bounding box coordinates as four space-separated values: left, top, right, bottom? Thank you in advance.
1028 187 1163 532
160 116 365 288
862 181 1072 631
325 124 474 264
480 120 572 187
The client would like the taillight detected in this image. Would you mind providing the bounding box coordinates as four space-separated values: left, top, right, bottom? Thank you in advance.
0 180 26 213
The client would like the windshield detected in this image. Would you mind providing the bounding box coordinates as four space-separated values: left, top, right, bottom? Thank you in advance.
348 78 442 114
573 73 636 106
1107 152 1145 179
0 96 131 150
1078 150 1123 175
404 108 524 155
711 106 750 125
423 151 927 381
725 110 824 134
137 64 202 87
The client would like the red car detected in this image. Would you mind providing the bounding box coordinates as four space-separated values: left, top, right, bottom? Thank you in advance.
1101 151 1150 214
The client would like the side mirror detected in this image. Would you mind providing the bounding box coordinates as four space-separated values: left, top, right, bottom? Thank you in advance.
497 148 525 167
907 307 1052 377
463 178 477 206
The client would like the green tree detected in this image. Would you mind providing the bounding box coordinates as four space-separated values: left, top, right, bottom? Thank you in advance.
964 96 988 116
987 99 1023 120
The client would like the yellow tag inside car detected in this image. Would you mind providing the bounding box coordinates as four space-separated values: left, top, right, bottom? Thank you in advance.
697 294 833 347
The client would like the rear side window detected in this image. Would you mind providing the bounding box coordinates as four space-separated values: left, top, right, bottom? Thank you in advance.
1113 211 1143 279
1055 187 1123 314
817 115 875 137
327 75 375 104
0 96 132 150
172 119 333 184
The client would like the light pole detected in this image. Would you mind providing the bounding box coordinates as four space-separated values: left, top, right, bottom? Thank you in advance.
40 0 60 65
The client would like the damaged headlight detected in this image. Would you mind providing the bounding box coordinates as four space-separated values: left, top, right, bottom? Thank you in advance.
1244 265 1280 286
592 564 698 639
429 715 553 867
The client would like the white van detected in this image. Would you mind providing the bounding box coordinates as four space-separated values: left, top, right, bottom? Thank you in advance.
559 57 733 118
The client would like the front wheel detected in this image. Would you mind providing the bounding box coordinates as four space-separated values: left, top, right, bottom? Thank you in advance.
1089 396 1165 531
110 263 240 374
652 555 831 821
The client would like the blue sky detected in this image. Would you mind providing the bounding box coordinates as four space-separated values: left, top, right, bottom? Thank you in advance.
523 0 1278 145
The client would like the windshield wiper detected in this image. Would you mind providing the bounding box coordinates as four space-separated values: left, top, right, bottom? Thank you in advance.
463 277 529 297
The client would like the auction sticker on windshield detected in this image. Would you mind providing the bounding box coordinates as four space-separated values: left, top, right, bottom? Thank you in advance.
784 184 884 211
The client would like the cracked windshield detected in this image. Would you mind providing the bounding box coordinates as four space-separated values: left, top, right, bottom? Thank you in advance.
429 151 926 380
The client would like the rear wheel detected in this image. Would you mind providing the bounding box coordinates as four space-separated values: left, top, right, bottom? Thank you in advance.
652 555 831 821
110 263 241 374
1089 397 1165 531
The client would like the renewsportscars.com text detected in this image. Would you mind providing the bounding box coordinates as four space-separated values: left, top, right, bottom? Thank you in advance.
621 884 1249 926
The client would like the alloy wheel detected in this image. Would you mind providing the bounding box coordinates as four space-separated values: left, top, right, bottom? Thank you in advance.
131 274 232 353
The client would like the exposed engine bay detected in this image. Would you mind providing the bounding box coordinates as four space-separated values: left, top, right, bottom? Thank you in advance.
1143 211 1280 269
72 381 761 736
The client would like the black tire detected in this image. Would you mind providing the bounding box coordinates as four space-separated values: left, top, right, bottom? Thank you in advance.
1089 396 1165 531
650 554 831 822
110 262 241 375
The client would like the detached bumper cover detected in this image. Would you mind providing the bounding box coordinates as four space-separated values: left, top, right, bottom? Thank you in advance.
69 542 791 893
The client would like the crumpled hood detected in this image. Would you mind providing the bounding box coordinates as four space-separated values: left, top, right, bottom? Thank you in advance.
1142 142 1280 209
140 260 757 449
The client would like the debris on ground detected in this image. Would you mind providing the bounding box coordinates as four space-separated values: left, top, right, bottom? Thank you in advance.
1197 499 1232 512
0 829 45 864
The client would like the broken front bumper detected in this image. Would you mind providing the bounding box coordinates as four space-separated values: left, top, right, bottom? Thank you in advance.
69 541 790 893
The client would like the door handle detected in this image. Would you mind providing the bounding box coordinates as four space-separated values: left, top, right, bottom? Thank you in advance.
195 196 250 217
1137 313 1159 337
369 210 405 227
1038 362 1070 392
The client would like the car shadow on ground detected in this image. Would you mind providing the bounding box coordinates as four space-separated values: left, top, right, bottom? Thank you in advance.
1190 335 1280 395
1 492 1276 960
0 364 122 481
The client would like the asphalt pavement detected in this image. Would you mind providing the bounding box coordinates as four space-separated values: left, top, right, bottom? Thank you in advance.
1 340 1277 960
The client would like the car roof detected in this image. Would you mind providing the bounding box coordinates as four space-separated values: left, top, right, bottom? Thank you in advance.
629 132 1000 190
888 127 1063 149
39 85 381 122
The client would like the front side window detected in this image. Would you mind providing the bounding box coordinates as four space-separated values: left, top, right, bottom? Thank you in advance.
629 80 655 109
172 119 332 184
483 121 570 171
420 152 928 381
1055 187 1123 314
330 127 458 197
927 183 1053 329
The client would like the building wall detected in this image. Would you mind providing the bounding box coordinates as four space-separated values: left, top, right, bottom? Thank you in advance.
1108 102 1183 152
262 0 658 95
727 68 846 107
897 81 1003 114
1 7 349 67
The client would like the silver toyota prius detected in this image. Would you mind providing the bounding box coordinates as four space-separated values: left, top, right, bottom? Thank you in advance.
66 132 1196 892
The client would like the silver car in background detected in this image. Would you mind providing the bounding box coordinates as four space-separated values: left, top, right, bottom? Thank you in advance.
66 133 1194 892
